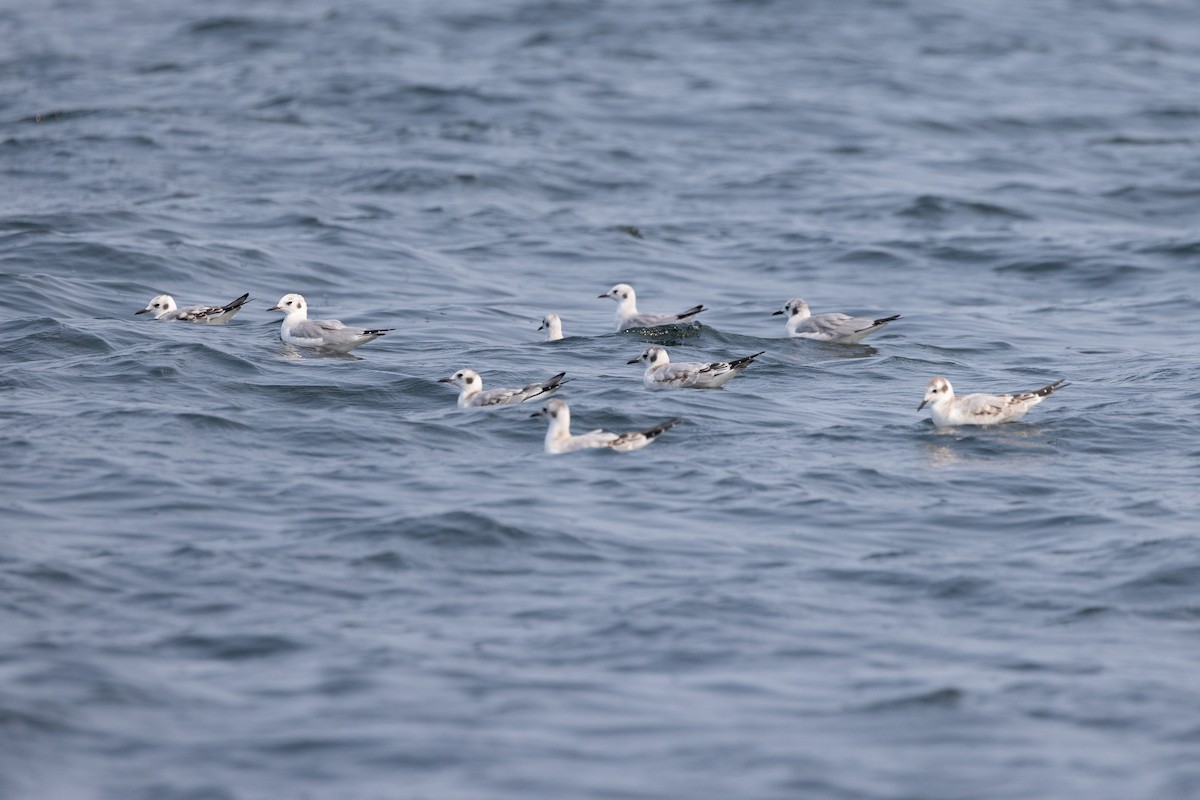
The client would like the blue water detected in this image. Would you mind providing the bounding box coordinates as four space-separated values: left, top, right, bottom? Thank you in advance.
3 0 1200 798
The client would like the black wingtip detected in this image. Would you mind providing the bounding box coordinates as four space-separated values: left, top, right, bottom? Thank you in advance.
1038 379 1067 396
644 418 683 438
676 305 706 320
729 351 766 369
223 292 251 311
874 314 901 326
363 328 395 336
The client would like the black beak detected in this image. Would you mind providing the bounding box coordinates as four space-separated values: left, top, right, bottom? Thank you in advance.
537 323 544 330
626 357 641 364
529 411 542 418
917 399 928 411
134 308 149 315
437 377 455 383
771 309 784 316
267 305 281 311
597 293 608 299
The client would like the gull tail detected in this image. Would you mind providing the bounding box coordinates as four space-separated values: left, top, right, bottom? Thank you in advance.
222 293 251 312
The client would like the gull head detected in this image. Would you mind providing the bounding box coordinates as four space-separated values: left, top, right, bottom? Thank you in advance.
599 283 635 303
268 293 306 316
772 298 810 319
136 294 176 318
532 397 569 422
628 346 669 366
918 376 954 411
438 369 482 392
538 313 563 339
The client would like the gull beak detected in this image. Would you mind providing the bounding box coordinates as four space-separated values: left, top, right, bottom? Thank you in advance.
917 399 928 411
529 410 542 418
537 322 545 330
626 357 641 364
771 309 784 316
267 305 281 311
437 377 455 383
597 293 608 299
134 308 149 315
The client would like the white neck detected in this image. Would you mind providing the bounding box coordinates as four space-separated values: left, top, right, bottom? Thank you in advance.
546 319 563 340
786 309 810 332
458 382 482 406
615 294 638 320
545 410 572 447
279 307 309 331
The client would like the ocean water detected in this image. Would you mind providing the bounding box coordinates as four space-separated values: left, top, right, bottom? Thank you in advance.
3 0 1200 798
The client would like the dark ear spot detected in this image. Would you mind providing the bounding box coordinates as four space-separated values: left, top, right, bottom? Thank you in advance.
466 376 475 384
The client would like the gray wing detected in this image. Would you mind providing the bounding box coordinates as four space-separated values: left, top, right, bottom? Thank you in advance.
470 387 525 407
621 305 706 330
471 373 567 407
621 312 676 329
650 363 706 387
290 318 364 345
957 393 1015 421
171 304 225 321
799 312 868 338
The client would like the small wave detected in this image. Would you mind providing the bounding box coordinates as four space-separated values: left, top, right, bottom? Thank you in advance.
161 633 303 661
857 687 965 713
896 194 1034 222
333 510 536 548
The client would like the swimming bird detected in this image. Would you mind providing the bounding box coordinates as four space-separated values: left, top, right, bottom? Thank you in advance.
439 368 567 408
538 313 564 341
628 346 764 389
135 292 249 324
599 283 706 331
267 293 393 353
773 298 899 343
918 376 1067 427
532 398 681 454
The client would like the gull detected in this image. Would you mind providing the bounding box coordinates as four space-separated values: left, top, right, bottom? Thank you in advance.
773 298 900 343
267 293 393 353
538 313 564 341
135 292 249 323
599 283 706 331
918 376 1067 427
439 368 567 408
628 346 765 389
532 398 681 454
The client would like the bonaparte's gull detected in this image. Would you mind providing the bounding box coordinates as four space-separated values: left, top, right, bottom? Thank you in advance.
267 293 393 352
628 346 765 389
135 293 249 323
773 298 900 343
439 368 567 408
538 314 564 341
599 283 705 331
918 376 1067 427
532 398 681 454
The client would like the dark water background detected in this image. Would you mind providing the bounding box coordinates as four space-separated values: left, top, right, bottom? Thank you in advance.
3 0 1200 798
